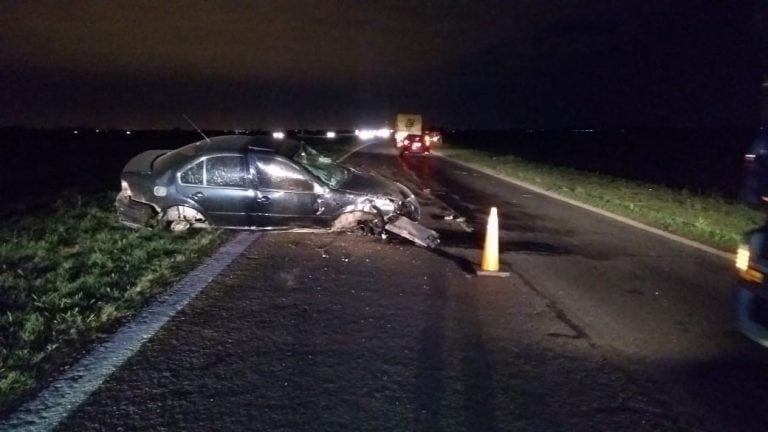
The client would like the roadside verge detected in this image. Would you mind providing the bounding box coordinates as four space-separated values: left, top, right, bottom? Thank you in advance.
433 148 757 260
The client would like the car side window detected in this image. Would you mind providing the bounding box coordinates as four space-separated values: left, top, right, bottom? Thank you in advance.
254 155 314 192
179 156 247 188
179 160 204 185
205 156 247 188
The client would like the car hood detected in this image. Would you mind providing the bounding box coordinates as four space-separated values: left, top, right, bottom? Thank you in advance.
336 169 411 200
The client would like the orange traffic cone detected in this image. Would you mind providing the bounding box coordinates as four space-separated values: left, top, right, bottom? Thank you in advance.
478 207 510 277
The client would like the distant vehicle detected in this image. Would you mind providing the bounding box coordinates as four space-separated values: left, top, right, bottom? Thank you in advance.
397 133 431 156
394 113 422 147
735 69 768 346
424 130 442 146
735 127 768 347
116 135 438 247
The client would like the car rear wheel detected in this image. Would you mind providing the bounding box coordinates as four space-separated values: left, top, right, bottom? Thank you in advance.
169 220 191 232
162 206 209 232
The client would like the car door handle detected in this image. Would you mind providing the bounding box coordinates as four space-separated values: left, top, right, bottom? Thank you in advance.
190 191 205 200
314 198 325 215
256 196 271 203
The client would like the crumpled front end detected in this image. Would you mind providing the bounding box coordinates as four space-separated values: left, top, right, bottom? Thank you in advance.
394 183 420 221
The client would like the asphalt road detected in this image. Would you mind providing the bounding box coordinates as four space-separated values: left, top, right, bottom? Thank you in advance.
57 140 768 431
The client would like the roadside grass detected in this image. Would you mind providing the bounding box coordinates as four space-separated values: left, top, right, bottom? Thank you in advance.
0 193 224 415
437 141 763 252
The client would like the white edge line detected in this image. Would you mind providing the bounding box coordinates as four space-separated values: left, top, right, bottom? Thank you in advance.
434 151 735 261
1 232 260 432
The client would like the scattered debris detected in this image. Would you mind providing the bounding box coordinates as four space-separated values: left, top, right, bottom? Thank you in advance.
384 216 440 248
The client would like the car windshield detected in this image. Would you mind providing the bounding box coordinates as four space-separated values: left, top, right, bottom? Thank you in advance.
292 143 348 188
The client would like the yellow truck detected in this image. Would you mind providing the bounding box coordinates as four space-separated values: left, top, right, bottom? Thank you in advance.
394 113 422 143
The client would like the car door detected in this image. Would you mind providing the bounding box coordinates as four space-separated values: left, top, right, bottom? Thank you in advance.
249 152 330 228
176 154 255 227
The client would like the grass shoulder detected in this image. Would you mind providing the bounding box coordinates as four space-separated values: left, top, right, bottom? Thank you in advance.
437 142 762 252
0 193 225 415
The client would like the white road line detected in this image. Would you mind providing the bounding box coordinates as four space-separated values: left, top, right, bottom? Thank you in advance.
433 152 735 261
1 232 260 432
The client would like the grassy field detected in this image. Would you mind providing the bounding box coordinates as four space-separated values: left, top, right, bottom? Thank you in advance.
437 141 763 252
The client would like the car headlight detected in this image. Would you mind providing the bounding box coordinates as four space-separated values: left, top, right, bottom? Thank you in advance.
736 244 750 272
737 243 765 283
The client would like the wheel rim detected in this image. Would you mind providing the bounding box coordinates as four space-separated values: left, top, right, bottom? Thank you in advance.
169 220 191 232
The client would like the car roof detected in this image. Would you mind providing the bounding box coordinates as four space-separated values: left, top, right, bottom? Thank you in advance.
189 135 303 158
151 135 305 173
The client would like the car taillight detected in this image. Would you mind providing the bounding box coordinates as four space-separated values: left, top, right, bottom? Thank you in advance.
121 180 132 197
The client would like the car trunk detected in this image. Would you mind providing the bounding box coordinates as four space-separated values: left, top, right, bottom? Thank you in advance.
122 150 172 173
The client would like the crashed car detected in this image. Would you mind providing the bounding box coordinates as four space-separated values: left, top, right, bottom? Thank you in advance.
116 135 439 247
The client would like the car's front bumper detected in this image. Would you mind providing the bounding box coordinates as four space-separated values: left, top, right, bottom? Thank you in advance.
115 192 156 228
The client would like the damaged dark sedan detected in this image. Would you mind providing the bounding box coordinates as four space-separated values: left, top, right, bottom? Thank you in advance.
116 135 438 247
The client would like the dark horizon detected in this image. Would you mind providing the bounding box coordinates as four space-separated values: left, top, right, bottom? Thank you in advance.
1 1 765 130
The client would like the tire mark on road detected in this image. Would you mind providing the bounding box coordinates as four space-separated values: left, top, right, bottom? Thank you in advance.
456 281 499 432
414 272 448 431
504 260 706 431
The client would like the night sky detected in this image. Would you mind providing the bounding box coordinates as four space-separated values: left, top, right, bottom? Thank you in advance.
0 1 764 130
